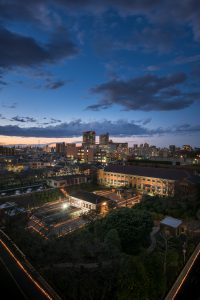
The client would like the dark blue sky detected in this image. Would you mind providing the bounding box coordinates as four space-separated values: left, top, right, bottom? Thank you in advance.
0 0 200 146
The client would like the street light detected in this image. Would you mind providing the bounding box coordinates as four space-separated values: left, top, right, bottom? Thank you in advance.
182 241 186 263
62 203 68 210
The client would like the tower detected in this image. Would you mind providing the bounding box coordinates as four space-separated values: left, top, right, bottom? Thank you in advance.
99 133 109 145
82 131 96 146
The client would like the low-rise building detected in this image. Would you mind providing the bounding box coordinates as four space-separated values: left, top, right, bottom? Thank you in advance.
47 174 88 188
69 190 108 213
160 216 183 236
98 165 190 197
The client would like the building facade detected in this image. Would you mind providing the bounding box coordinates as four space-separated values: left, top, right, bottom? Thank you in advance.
69 190 108 213
99 133 109 145
47 174 88 188
82 131 96 146
56 142 66 155
98 165 190 197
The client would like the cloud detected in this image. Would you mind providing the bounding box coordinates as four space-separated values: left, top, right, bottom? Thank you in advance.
0 80 7 86
86 104 111 111
0 114 7 120
50 118 62 123
1 1 200 42
37 118 62 125
0 119 149 137
0 26 79 69
45 80 66 90
93 26 174 55
48 1 200 42
129 27 173 53
11 116 37 123
0 73 7 87
191 64 200 77
146 65 160 71
1 1 200 39
142 118 152 125
2 102 17 109
173 54 200 65
0 1 199 69
87 72 196 111
0 119 199 138
174 123 200 133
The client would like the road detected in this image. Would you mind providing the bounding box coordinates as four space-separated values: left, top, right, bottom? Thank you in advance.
175 253 200 300
0 238 53 299
0 257 27 299
165 242 200 300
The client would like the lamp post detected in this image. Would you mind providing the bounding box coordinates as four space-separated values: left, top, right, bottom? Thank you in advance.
183 242 186 263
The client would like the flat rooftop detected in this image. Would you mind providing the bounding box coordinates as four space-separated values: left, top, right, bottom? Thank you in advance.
70 190 107 205
160 216 182 228
103 165 190 180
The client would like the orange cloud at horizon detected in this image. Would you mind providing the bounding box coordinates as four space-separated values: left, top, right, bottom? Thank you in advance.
0 135 139 146
0 135 83 145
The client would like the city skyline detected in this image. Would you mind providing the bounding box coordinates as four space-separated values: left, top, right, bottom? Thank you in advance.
0 1 200 147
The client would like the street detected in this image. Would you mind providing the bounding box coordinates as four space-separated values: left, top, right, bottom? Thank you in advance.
0 237 53 299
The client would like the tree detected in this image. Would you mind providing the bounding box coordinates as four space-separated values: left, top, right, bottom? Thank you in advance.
118 254 148 300
102 208 153 254
103 228 121 259
144 252 167 300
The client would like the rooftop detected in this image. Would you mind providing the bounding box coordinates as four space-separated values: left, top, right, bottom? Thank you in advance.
70 190 107 205
160 216 182 228
103 165 190 180
49 174 88 181
0 202 17 209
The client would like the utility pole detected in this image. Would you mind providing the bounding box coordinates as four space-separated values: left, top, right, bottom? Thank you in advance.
183 241 186 263
160 232 168 275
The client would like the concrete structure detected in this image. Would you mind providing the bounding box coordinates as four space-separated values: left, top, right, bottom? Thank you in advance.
99 133 109 145
47 174 88 188
66 143 77 160
98 165 190 197
56 142 66 155
69 190 108 213
77 146 95 163
82 131 96 146
94 149 108 164
160 216 183 236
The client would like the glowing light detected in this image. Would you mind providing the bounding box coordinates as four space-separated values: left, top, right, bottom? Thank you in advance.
0 239 52 299
62 203 68 210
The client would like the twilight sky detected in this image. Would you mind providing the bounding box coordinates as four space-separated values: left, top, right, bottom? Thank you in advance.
0 0 200 147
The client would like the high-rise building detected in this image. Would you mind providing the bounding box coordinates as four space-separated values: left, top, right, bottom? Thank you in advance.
56 142 66 154
66 143 77 160
77 146 95 163
82 131 96 145
169 145 176 153
99 133 109 145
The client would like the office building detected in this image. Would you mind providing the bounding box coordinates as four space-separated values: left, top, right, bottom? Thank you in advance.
83 131 96 145
56 142 66 155
99 133 109 145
